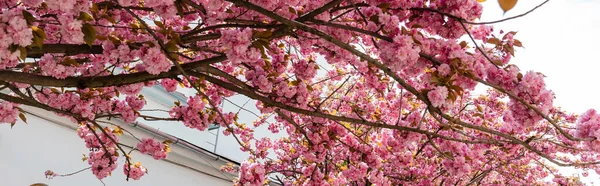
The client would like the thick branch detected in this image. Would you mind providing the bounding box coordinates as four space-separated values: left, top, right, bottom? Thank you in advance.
0 55 226 88
27 44 103 58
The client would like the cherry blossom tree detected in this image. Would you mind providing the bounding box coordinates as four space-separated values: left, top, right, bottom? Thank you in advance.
1 0 597 185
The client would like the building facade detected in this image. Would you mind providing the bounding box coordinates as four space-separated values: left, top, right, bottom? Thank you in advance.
0 85 269 186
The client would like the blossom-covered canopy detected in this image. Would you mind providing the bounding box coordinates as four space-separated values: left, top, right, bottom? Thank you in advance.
1 0 598 185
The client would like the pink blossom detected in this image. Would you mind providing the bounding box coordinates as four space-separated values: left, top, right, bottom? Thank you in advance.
142 47 171 75
427 86 448 107
160 79 179 92
0 101 19 124
220 28 259 65
237 161 266 186
117 83 144 96
293 59 317 80
39 54 78 79
21 0 43 6
378 34 421 72
136 138 169 160
117 0 139 6
437 64 451 76
46 0 76 12
88 148 118 179
58 15 84 44
126 96 145 110
123 162 147 180
6 15 32 46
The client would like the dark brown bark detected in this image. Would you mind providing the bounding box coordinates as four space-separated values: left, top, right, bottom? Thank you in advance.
0 55 226 88
26 44 104 58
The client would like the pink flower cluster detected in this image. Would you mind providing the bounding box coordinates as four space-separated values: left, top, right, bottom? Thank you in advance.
88 148 119 179
575 109 600 152
136 138 169 160
220 28 260 65
160 79 179 92
77 124 121 180
0 101 19 124
21 0 43 7
245 68 272 92
292 59 318 80
142 47 172 75
58 15 84 44
237 161 266 186
117 83 145 96
169 95 215 131
442 156 472 177
144 0 176 18
45 0 78 13
378 34 421 72
503 71 554 130
471 25 493 41
77 124 119 149
117 0 140 6
427 86 449 108
123 162 147 180
35 89 95 120
0 9 32 69
1 10 32 47
39 54 79 79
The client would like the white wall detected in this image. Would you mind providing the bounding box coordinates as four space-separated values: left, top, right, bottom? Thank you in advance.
0 109 233 186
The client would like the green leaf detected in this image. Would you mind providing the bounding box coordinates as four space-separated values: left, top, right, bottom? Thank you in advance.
504 44 515 56
154 20 165 29
19 113 27 124
369 15 380 25
252 30 273 39
492 60 503 66
62 57 80 67
165 40 178 52
18 47 27 61
30 26 46 48
513 39 523 47
77 12 94 22
22 10 36 25
82 23 96 46
108 35 121 45
377 3 391 12
171 33 181 43
459 41 468 48
486 38 502 45
288 7 297 15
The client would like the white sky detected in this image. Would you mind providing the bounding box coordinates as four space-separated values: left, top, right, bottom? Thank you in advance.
479 0 600 114
478 0 600 184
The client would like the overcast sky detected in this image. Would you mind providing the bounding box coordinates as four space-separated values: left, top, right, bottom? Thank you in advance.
478 0 600 183
479 0 600 114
